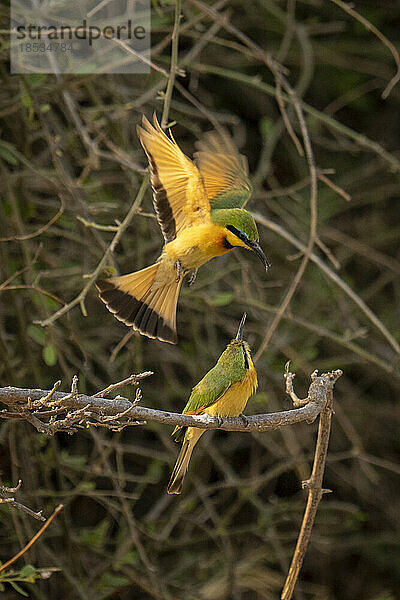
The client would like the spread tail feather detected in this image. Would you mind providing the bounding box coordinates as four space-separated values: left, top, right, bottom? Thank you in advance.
96 263 182 344
167 429 203 495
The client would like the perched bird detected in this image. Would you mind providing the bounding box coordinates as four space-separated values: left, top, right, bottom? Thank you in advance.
167 313 257 494
97 115 269 344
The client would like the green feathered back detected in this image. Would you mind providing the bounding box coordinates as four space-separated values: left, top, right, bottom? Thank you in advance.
172 341 247 440
209 188 252 209
184 341 246 414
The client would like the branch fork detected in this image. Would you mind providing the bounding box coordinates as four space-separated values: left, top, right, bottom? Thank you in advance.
281 367 342 600
0 480 45 521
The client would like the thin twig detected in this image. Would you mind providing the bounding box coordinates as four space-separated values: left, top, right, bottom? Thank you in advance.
35 176 149 327
322 226 400 275
93 372 153 398
317 171 351 202
253 213 400 356
0 480 45 521
0 504 63 573
0 195 65 242
161 0 183 128
275 79 304 157
189 63 400 172
330 0 400 99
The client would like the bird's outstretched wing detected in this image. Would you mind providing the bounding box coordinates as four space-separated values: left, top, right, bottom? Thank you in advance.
194 129 252 209
137 115 211 243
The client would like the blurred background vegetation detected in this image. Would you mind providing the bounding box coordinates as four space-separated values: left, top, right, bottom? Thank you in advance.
1 1 400 598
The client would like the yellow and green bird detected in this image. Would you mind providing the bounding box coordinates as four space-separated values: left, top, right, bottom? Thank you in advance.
167 313 257 494
96 115 269 344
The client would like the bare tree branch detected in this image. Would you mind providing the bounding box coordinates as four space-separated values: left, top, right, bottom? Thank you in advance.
0 369 342 434
0 369 342 595
281 367 342 600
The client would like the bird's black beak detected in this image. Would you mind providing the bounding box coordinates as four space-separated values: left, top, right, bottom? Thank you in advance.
236 312 247 341
249 241 271 271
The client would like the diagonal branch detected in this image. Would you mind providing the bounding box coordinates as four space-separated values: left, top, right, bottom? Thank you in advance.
0 504 63 574
35 176 149 327
253 213 400 355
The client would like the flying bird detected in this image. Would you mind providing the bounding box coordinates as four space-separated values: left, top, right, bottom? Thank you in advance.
97 115 269 344
167 313 257 494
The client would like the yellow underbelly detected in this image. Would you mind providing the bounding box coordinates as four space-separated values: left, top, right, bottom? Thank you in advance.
205 368 258 418
164 223 230 271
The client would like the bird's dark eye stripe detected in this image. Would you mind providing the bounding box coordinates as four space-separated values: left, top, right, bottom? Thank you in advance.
226 225 251 245
241 344 249 369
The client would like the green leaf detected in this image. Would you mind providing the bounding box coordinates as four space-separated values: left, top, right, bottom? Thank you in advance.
21 92 34 121
43 345 57 366
26 74 47 88
103 266 117 277
79 519 109 550
27 325 45 346
60 450 86 469
20 565 36 578
10 582 29 596
209 292 234 307
259 116 274 139
78 481 96 492
114 550 139 569
97 572 129 593
45 296 61 311
21 92 32 109
0 141 19 166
